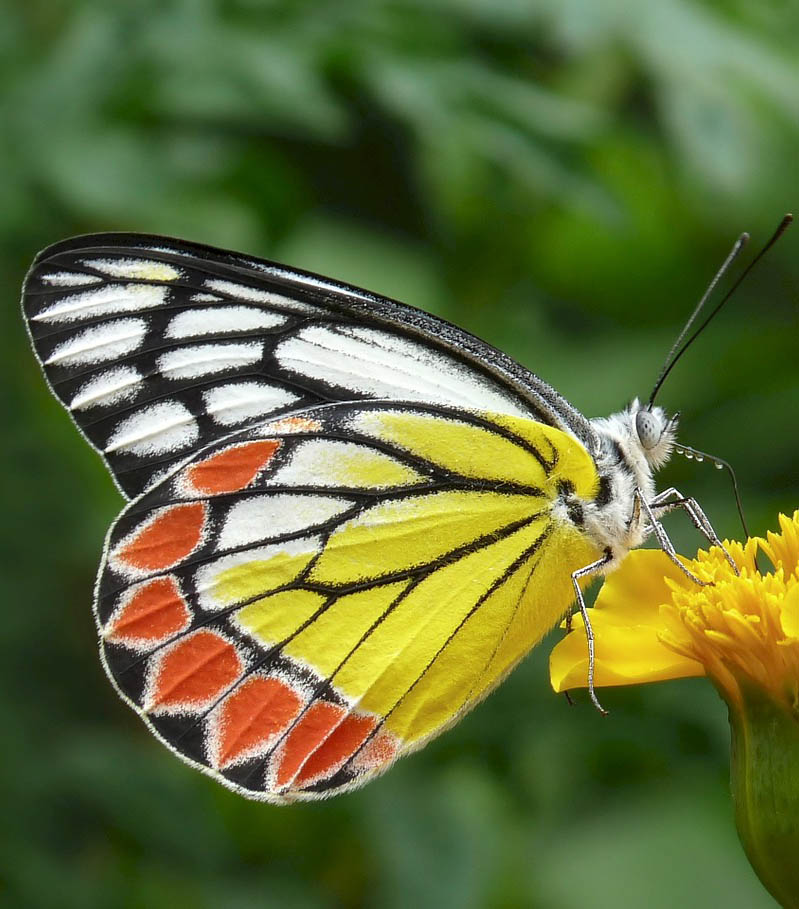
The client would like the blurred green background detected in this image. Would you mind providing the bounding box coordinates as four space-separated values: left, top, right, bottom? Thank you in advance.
2 1 798 907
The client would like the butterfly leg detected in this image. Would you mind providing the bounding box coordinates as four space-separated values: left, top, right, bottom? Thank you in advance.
651 487 720 544
635 490 710 586
570 551 614 715
650 487 739 574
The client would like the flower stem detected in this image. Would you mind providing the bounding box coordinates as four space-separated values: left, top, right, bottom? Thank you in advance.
729 681 799 908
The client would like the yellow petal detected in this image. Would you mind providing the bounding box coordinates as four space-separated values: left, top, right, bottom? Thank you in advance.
759 511 799 576
592 548 691 623
549 608 706 691
549 548 704 692
778 583 799 639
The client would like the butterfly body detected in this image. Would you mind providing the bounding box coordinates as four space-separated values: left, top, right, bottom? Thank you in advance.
585 402 677 569
22 233 678 800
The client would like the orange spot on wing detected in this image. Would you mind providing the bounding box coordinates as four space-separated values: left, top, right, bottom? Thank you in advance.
215 676 302 768
274 701 345 787
350 731 399 774
186 440 281 495
116 503 206 572
295 712 378 786
106 576 190 645
149 630 241 711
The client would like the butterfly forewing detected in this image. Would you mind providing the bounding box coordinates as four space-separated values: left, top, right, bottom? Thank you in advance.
22 233 597 498
94 403 601 801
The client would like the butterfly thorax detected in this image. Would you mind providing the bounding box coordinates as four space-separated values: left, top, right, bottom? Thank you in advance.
569 401 677 571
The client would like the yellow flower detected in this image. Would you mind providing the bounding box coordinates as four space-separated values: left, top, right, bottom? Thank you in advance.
550 510 799 909
550 510 799 712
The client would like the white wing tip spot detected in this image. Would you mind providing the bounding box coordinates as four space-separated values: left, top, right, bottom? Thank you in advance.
81 258 183 282
39 271 103 287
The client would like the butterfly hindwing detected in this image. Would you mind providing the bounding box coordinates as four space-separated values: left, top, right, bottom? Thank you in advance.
22 233 598 498
95 402 602 801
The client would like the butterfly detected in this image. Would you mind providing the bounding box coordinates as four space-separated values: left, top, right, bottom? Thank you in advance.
22 232 724 803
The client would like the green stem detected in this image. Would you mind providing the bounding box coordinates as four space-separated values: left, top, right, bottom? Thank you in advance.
729 682 799 908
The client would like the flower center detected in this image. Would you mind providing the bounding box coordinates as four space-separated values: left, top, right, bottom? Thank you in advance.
657 531 799 710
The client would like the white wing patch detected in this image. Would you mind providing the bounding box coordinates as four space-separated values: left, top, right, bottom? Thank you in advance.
202 382 300 426
104 400 199 456
217 494 353 549
275 325 529 417
81 258 183 281
70 366 142 411
45 318 148 367
190 293 224 303
33 284 168 323
156 342 263 381
204 278 321 314
40 271 103 287
164 306 287 340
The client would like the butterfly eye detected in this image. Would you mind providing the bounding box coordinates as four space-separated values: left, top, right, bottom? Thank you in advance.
635 409 662 450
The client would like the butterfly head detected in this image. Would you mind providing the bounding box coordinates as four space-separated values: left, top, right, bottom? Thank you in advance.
631 399 678 469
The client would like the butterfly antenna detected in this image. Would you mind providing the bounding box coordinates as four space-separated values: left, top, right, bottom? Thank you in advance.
649 213 793 407
648 233 749 407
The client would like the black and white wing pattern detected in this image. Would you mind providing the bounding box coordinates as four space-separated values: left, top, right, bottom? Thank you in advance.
22 233 599 498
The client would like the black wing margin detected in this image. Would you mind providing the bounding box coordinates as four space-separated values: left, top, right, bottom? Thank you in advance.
22 232 598 498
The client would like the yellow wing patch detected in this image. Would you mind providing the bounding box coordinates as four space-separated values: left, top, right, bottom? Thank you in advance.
236 589 326 645
336 516 550 726
472 520 599 696
386 556 537 743
309 490 543 585
210 543 319 608
349 409 552 488
283 582 412 677
489 412 600 500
